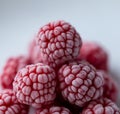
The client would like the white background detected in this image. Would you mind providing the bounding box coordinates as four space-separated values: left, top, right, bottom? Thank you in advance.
0 0 120 112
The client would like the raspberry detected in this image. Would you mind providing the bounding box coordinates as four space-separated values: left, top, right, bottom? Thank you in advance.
36 20 82 68
13 63 56 108
0 89 28 114
98 70 118 102
79 42 108 71
36 106 72 114
58 60 104 107
0 56 29 89
81 98 120 114
28 38 42 64
55 93 82 114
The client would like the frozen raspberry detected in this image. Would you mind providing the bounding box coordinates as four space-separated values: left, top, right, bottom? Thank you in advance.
55 87 83 114
0 56 30 89
81 98 120 114
0 89 28 114
79 42 108 71
13 63 56 108
98 70 118 102
36 20 82 68
28 38 42 64
58 60 104 107
55 92 83 114
36 106 72 114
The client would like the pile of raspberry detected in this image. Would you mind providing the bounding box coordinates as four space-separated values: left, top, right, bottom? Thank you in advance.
0 20 120 114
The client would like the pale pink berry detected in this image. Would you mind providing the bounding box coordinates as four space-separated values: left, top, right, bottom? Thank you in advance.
28 38 42 64
79 42 108 71
0 56 30 89
98 70 119 102
0 89 29 114
36 20 82 68
82 98 120 114
36 106 72 114
13 63 56 108
58 60 104 107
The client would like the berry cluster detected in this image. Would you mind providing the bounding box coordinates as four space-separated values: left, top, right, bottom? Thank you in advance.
0 20 120 114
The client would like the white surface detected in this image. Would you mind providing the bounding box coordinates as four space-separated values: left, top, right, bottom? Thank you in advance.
0 0 120 72
0 0 120 112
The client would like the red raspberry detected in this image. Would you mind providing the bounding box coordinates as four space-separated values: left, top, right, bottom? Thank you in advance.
81 98 120 114
13 63 56 108
0 89 28 114
36 106 72 114
0 56 29 89
36 20 82 68
98 70 118 102
58 60 104 107
28 38 42 64
55 90 83 114
79 42 108 71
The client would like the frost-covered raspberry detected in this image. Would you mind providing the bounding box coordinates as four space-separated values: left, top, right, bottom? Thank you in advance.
81 98 120 114
58 60 104 107
0 56 29 89
79 42 108 71
98 70 118 102
13 63 56 108
28 38 42 64
36 106 72 114
36 20 82 68
0 89 28 114
54 92 82 114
